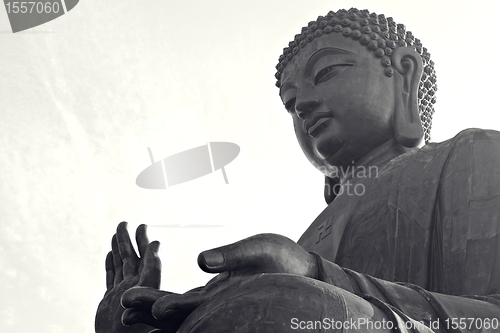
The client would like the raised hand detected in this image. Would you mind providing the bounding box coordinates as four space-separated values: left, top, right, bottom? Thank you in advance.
121 233 317 332
95 222 168 333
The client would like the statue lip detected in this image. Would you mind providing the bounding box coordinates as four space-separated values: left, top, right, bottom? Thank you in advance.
306 115 332 137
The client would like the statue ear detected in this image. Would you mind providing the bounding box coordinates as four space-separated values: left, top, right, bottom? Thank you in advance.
391 47 424 148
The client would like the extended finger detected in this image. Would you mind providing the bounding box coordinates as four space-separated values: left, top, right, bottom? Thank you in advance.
117 222 139 277
152 293 204 321
197 233 285 273
122 308 183 333
138 241 161 289
105 251 114 293
136 224 150 258
121 286 173 309
111 234 123 285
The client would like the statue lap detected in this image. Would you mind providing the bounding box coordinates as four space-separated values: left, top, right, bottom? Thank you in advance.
178 274 429 333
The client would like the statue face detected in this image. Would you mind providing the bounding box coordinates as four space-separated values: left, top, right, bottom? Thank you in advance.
279 33 397 177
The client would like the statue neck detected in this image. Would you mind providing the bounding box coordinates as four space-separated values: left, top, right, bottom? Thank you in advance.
339 138 418 185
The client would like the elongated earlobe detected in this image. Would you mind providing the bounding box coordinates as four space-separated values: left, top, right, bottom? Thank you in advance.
391 47 424 148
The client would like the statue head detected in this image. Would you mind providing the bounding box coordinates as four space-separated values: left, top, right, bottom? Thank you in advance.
276 8 437 183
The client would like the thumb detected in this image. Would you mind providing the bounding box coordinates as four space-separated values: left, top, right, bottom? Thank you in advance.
197 233 290 273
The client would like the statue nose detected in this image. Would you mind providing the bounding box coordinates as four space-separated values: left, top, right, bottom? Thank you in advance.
295 98 321 120
295 99 321 120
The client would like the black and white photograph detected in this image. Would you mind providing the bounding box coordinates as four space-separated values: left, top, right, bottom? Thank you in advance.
1 0 499 332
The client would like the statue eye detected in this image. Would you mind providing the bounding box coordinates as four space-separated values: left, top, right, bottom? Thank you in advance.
314 64 352 85
285 98 296 113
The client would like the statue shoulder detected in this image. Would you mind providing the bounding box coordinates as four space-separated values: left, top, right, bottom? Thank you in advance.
425 128 500 156
451 128 500 142
444 128 500 145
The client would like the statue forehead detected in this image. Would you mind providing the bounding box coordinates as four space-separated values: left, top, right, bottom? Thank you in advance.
280 33 371 84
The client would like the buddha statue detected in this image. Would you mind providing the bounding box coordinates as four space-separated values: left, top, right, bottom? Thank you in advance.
95 8 500 333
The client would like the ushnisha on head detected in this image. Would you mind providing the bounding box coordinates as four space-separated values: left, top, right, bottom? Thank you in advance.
275 8 437 143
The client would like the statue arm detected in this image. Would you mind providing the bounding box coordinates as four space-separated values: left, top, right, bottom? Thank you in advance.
311 252 500 332
434 129 500 296
306 129 500 331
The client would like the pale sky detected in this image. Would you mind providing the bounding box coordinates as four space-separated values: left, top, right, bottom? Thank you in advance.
1 0 499 332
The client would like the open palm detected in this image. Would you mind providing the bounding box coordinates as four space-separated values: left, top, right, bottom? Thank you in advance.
95 222 167 333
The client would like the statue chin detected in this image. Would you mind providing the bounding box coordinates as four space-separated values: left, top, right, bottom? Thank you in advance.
314 134 344 162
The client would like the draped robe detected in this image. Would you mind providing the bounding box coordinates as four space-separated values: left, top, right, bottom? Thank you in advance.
179 129 500 333
297 128 500 330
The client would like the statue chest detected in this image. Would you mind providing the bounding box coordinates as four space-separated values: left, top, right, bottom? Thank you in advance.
298 159 438 284
297 175 391 264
